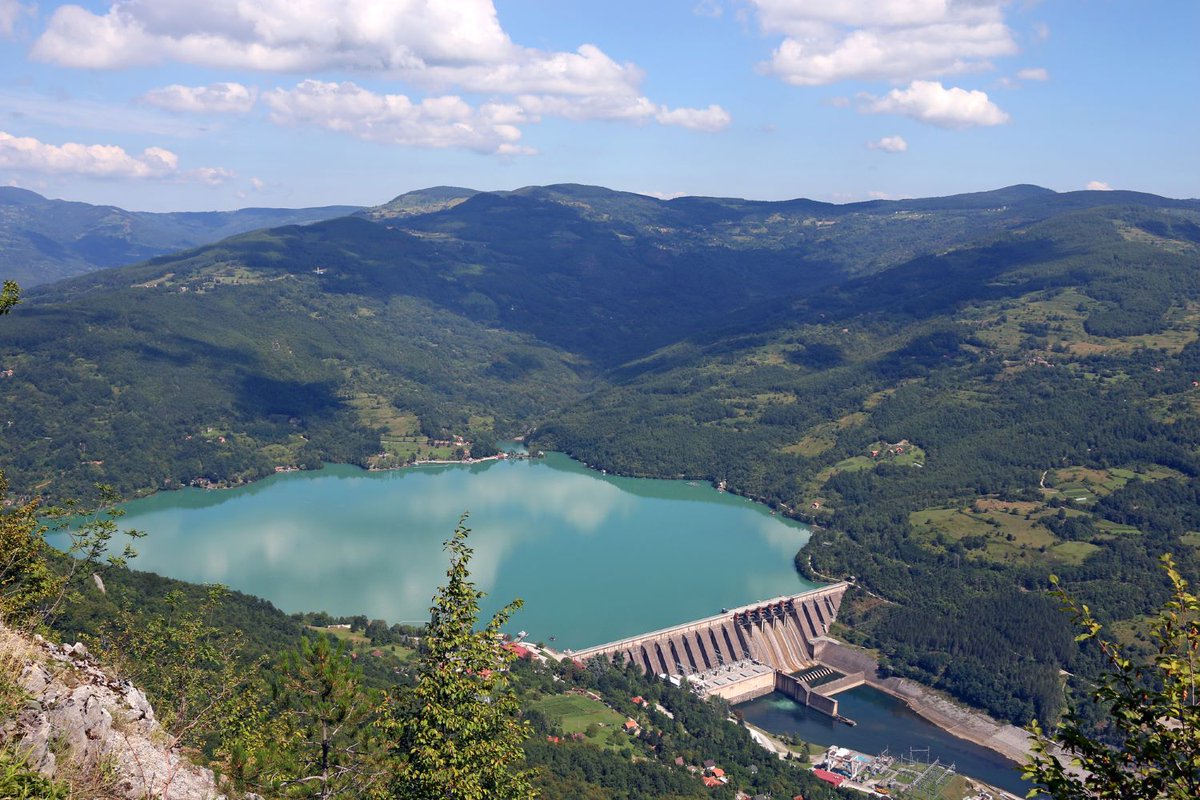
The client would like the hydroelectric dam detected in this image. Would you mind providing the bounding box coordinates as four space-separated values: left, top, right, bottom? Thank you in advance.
572 583 862 717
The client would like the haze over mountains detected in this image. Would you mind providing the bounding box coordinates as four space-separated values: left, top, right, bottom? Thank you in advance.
0 186 360 288
4 182 1200 730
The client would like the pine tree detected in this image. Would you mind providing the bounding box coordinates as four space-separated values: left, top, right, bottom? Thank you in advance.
267 636 382 799
385 515 537 800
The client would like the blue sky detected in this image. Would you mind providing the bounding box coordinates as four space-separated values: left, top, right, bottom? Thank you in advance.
0 0 1196 210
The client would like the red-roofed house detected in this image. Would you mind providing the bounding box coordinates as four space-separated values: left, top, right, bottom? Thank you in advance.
812 769 845 787
504 643 535 660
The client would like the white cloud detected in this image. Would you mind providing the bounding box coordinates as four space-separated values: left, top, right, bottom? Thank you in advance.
250 177 264 191
0 0 32 38
0 131 177 177
1016 67 1048 81
264 80 533 155
1033 21 1050 41
262 79 730 155
750 0 1017 86
31 1 641 98
32 0 512 72
868 135 908 153
184 166 237 185
0 130 229 182
861 80 1009 128
655 104 732 132
512 94 729 131
693 0 724 18
143 82 258 113
1086 180 1112 191
31 1 728 144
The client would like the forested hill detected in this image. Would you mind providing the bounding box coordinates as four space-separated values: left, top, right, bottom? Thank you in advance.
535 202 1200 726
3 183 1200 731
0 186 360 287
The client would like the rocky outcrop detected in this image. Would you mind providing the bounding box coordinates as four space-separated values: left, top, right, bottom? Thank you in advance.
1 630 225 800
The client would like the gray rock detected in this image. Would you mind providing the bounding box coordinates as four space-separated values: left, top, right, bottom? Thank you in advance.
18 663 50 695
0 623 228 799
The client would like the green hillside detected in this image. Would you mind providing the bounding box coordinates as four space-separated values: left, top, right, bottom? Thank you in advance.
4 184 1200 730
533 203 1200 725
0 186 360 287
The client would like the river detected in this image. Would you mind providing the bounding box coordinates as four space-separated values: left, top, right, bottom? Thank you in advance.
85 452 1029 792
741 689 1028 795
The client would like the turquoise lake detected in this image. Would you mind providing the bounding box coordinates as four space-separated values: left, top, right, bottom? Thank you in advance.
99 453 817 649
85 450 1031 791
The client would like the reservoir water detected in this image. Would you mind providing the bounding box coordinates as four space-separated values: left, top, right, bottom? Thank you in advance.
740 689 1028 795
92 451 1028 792
96 453 816 649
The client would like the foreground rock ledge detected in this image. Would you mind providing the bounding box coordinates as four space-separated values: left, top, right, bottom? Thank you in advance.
0 624 225 800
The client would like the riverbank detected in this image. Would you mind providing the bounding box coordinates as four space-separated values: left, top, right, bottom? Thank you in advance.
816 640 1040 768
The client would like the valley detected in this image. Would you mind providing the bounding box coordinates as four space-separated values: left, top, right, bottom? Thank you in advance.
5 182 1200 798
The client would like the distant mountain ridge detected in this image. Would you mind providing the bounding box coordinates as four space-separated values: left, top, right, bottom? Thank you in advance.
4 181 1200 736
0 187 361 287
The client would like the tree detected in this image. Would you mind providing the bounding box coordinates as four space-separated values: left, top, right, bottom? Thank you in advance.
100 586 262 768
265 636 382 799
0 280 17 315
0 473 58 626
1025 556 1200 799
384 515 537 800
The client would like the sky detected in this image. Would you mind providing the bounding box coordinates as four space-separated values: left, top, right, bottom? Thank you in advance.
0 0 1196 211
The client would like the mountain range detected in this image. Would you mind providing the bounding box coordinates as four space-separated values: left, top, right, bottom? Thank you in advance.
3 182 1200 729
0 186 360 287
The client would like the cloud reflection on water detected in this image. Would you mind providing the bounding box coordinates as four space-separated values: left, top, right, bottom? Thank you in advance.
108 457 813 643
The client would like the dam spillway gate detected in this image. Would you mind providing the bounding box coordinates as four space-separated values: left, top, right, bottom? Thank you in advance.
572 583 861 717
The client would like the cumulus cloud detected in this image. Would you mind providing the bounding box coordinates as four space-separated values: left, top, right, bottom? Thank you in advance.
1086 181 1113 191
868 135 907 153
184 166 237 185
32 1 642 98
514 94 729 131
261 80 730 154
1016 67 1049 81
0 130 230 181
861 80 1008 128
31 1 728 147
264 80 532 155
655 104 732 132
32 0 509 72
0 0 32 38
143 82 258 113
749 0 1017 85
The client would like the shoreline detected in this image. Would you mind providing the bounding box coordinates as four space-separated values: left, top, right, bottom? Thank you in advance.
815 640 1036 768
866 676 1031 766
87 449 1049 778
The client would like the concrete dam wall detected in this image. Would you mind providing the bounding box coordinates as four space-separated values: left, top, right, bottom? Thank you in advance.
573 584 853 714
